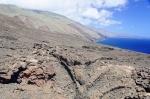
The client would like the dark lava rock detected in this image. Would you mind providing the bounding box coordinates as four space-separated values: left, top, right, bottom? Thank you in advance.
132 67 150 92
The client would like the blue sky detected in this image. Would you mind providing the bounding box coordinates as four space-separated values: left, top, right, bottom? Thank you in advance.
0 0 149 38
103 0 150 38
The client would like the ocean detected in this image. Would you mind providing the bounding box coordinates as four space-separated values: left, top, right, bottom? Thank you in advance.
98 38 150 54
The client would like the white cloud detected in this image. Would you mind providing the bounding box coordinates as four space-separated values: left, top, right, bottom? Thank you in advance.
102 0 127 8
82 8 100 19
0 0 128 27
82 9 121 26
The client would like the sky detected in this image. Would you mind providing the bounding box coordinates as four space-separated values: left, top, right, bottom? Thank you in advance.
0 0 150 38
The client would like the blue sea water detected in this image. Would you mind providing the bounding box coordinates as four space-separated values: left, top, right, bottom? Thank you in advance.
98 38 150 54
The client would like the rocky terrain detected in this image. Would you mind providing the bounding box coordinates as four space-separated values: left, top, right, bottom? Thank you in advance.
0 4 149 99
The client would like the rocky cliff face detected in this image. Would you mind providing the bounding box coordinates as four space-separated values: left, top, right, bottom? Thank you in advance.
0 4 149 99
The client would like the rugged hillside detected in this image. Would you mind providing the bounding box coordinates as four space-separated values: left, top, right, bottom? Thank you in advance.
0 4 149 99
0 4 102 45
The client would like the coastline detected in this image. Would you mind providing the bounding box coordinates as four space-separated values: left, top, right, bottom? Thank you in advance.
97 37 150 54
0 4 149 99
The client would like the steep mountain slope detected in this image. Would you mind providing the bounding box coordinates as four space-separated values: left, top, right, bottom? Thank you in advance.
0 4 102 45
0 4 149 99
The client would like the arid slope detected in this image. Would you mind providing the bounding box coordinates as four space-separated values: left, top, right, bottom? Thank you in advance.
0 4 149 99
